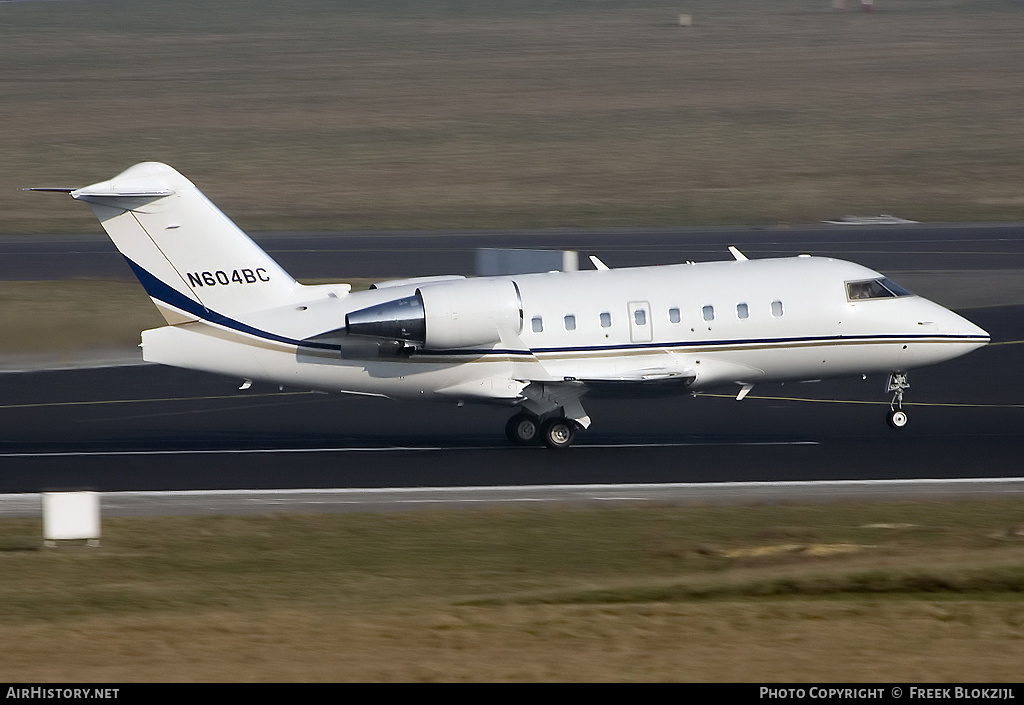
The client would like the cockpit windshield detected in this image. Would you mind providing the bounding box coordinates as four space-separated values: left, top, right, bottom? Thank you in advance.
846 278 914 301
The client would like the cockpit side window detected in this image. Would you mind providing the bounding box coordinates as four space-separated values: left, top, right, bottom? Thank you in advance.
879 278 913 297
846 278 914 301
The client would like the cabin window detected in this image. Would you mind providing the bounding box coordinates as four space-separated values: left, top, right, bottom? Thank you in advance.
600 312 612 328
771 300 784 317
564 314 576 331
736 303 749 319
702 305 715 322
668 307 681 323
634 308 647 326
846 278 914 301
531 316 543 333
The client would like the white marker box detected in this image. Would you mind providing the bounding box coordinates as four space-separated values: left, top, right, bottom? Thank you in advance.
42 491 101 546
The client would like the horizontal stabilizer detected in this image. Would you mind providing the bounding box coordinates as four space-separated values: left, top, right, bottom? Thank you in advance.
26 183 176 200
73 187 175 199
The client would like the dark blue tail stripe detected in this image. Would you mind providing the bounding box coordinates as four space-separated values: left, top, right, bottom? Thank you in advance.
124 257 338 351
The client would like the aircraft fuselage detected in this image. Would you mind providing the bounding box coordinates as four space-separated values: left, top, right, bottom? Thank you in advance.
139 255 988 405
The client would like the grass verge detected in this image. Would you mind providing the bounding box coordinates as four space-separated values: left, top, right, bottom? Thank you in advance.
0 278 378 357
3 0 1024 233
1 500 1023 681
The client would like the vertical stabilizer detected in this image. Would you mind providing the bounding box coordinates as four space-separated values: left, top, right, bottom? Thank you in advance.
71 162 298 323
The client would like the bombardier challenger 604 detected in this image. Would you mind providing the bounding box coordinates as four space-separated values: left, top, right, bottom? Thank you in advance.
33 163 989 448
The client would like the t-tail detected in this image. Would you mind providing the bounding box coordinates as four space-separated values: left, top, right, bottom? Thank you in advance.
41 162 301 324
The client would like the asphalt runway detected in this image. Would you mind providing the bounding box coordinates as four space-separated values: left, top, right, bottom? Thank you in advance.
5 222 1024 281
0 224 1022 502
0 303 1021 494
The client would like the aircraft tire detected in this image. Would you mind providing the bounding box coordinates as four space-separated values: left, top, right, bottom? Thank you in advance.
506 413 540 445
541 418 576 449
887 409 908 429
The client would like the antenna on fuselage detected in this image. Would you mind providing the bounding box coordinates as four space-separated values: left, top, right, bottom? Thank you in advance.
728 246 748 261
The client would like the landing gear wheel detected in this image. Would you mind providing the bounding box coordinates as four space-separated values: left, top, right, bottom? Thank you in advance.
887 408 908 429
505 413 540 445
541 418 577 449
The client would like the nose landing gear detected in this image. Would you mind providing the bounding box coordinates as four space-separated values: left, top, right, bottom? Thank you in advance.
886 371 910 429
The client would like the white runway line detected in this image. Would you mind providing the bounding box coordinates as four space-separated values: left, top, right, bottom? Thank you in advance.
0 440 818 458
4 478 1024 517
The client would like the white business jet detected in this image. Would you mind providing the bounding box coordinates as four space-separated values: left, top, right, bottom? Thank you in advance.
34 162 989 448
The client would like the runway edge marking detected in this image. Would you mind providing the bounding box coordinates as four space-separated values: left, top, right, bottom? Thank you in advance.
4 477 1024 504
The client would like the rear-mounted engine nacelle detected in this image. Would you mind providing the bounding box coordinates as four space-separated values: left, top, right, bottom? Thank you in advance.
345 293 425 343
345 279 523 349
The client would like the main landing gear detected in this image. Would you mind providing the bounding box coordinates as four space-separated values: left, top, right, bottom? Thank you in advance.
886 371 910 429
505 412 580 449
505 382 591 449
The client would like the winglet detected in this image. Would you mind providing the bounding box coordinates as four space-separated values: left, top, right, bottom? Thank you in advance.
589 255 610 271
728 246 748 261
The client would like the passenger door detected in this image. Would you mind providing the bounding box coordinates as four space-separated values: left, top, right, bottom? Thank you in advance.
627 301 652 343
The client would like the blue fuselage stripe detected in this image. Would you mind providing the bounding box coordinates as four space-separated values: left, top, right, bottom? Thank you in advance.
413 334 988 358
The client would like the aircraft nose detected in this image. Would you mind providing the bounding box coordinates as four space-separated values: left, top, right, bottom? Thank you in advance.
966 317 990 342
931 306 990 349
950 309 989 341
905 305 989 369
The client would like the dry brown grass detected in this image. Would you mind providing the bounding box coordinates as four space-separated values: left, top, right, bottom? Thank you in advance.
0 278 386 357
1 503 1024 681
0 280 163 355
2 601 1024 682
3 0 1023 233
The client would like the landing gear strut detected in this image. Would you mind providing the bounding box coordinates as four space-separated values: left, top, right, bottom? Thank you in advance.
886 371 910 429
